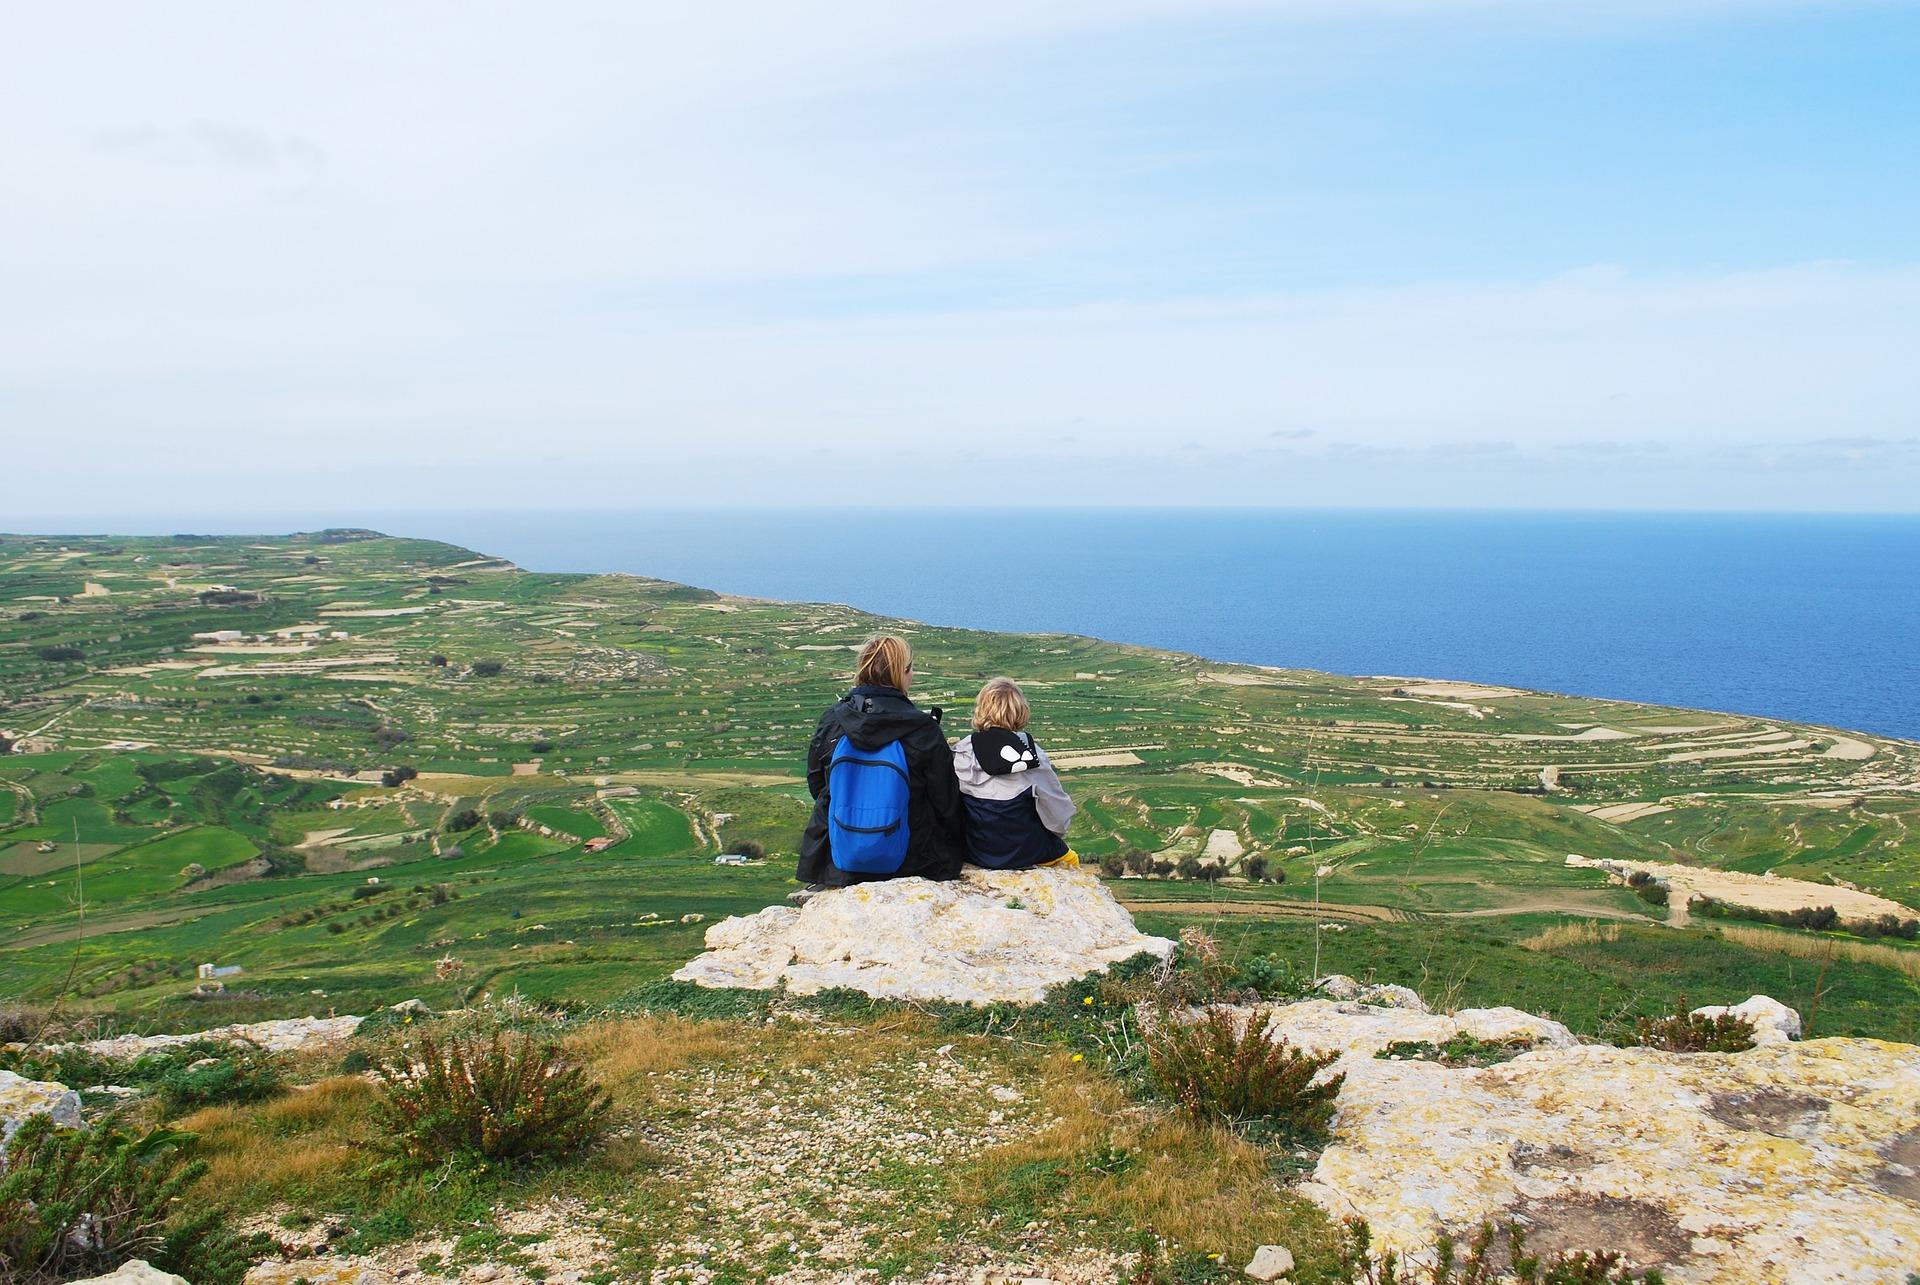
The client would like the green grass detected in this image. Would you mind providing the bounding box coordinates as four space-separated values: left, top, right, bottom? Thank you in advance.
524 804 606 841
607 800 699 857
1 530 1914 1040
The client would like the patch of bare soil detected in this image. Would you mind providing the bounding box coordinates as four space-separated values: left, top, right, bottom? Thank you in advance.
1872 1130 1920 1204
1502 1195 1692 1275
1706 1089 1830 1139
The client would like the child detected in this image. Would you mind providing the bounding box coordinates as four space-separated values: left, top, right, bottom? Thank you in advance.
951 677 1078 869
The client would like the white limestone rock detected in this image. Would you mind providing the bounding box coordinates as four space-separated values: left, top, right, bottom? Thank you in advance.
245 1259 397 1285
1311 976 1428 1010
1692 995 1802 1045
673 866 1174 1004
1243 1244 1294 1280
0 1068 83 1145
63 1014 363 1061
70 1262 191 1285
1254 996 1920 1283
1236 999 1577 1071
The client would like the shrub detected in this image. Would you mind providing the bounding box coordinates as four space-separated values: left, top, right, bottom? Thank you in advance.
0 1006 50 1044
728 839 766 859
1098 851 1127 878
372 1030 610 1165
1144 1008 1343 1141
1233 953 1306 1000
149 1042 284 1116
0 1116 248 1284
381 765 418 788
1634 881 1669 908
470 660 504 677
446 809 483 833
1625 998 1756 1053
529 739 554 754
35 645 84 663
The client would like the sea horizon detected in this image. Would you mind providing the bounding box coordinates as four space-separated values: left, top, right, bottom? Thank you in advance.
12 507 1919 741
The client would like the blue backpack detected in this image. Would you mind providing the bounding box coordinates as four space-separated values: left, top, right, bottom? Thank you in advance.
826 735 912 873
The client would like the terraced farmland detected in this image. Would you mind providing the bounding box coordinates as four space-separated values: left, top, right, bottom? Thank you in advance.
3 530 1917 1038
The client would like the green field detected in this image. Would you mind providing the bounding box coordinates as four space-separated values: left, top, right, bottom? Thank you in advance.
3 530 1917 1037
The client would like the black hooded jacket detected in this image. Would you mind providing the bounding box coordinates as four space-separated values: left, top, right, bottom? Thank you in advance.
797 684 966 886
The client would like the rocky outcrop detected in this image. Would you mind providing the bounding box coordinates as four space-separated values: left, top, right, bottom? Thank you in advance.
674 867 1174 1004
58 1014 363 1061
0 1067 82 1145
71 1263 191 1285
1692 995 1802 1045
245 1261 396 1285
1244 989 1920 1283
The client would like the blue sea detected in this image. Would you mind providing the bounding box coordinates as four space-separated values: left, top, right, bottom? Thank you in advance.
359 509 1920 742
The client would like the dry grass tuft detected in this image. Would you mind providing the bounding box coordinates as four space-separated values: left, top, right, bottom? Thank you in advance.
1716 922 1920 981
965 1051 1342 1262
180 1075 377 1199
1519 921 1623 952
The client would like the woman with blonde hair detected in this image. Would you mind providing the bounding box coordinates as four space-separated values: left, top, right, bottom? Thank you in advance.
797 633 965 886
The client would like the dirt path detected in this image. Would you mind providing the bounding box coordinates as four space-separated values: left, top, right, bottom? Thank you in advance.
1123 898 1404 923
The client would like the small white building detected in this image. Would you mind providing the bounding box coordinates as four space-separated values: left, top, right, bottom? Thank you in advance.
192 630 245 643
714 853 749 867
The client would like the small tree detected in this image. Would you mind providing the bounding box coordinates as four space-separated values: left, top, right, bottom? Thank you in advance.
470 659 504 677
729 839 766 859
1097 851 1126 878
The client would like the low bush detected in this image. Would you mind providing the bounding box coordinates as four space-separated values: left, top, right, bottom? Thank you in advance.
372 1030 610 1165
1624 998 1756 1053
0 1115 250 1284
149 1042 284 1115
2 1040 285 1116
1375 1033 1534 1067
1144 1008 1343 1141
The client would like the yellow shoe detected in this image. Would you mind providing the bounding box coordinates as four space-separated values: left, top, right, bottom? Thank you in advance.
1041 849 1080 869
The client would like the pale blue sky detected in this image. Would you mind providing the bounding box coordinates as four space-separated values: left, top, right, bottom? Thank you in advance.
4 1 1918 519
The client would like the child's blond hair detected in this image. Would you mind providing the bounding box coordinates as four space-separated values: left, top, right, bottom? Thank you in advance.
972 677 1030 732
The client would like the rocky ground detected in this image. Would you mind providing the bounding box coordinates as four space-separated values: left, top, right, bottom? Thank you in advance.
672 866 1175 1004
15 874 1920 1284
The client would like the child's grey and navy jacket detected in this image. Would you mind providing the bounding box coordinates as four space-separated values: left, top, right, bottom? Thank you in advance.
951 730 1075 869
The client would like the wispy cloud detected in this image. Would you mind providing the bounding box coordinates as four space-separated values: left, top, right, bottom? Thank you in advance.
0 1 1914 517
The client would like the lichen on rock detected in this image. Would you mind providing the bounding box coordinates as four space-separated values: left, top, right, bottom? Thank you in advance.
0 1067 83 1145
1240 991 1920 1283
673 866 1174 1004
